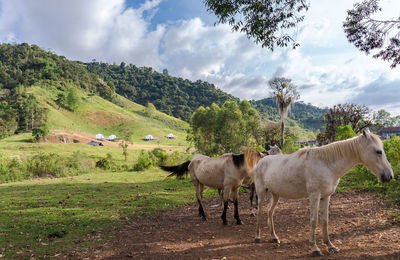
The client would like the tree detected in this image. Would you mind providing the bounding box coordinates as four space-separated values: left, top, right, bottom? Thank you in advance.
204 0 309 50
335 125 357 141
66 87 81 111
343 0 400 68
205 0 400 68
323 103 372 143
145 102 157 117
268 77 299 147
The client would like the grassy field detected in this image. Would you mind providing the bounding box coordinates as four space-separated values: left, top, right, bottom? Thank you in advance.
0 169 218 259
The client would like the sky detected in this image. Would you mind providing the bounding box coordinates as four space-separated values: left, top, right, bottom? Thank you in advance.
0 0 399 115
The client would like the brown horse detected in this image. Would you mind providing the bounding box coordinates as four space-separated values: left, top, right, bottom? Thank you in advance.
160 150 261 225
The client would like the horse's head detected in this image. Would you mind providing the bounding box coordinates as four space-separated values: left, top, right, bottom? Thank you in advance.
358 129 393 183
268 145 282 155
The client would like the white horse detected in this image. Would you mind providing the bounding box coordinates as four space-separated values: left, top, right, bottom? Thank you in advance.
247 129 393 256
160 150 263 225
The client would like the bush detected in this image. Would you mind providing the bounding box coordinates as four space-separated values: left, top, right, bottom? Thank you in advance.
133 150 156 171
0 152 95 183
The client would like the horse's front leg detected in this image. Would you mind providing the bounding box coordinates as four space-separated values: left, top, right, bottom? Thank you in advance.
309 193 322 256
232 187 243 225
321 196 339 254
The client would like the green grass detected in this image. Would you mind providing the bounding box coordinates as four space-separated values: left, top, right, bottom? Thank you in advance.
28 84 189 147
0 169 218 259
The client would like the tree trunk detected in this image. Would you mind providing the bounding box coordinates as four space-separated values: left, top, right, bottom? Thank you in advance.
281 117 285 148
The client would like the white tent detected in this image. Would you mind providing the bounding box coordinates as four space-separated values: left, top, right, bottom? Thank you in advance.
107 134 117 141
95 134 105 140
144 135 154 140
166 133 175 139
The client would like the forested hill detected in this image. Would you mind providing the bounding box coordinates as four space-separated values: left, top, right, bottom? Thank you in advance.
0 43 325 133
250 98 327 131
86 62 238 122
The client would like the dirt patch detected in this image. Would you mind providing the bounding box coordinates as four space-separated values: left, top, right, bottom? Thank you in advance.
82 111 131 127
43 130 186 151
75 191 400 259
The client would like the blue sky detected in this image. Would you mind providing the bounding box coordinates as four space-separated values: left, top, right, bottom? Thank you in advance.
0 0 399 115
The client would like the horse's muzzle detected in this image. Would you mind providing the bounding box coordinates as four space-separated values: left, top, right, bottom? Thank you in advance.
380 171 393 183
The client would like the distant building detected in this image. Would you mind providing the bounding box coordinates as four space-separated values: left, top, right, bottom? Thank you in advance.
95 134 105 140
144 135 154 141
377 127 400 139
295 140 318 146
107 134 117 141
165 133 176 139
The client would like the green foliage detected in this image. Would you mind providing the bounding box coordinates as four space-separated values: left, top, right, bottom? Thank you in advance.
145 102 156 117
133 150 157 171
335 125 357 141
32 124 50 142
188 100 262 155
65 87 81 111
282 136 300 154
0 152 95 183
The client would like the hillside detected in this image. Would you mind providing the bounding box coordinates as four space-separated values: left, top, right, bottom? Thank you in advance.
0 43 325 141
250 98 327 131
0 43 188 145
86 62 239 122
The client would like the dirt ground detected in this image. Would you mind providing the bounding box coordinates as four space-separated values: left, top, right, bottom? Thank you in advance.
45 130 186 151
77 191 400 259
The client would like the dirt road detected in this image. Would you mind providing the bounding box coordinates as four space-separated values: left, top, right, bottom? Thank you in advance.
78 191 400 259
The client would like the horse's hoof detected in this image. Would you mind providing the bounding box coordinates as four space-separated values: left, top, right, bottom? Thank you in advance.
271 238 280 244
328 247 340 254
311 250 323 257
236 220 243 225
222 220 228 225
202 217 207 221
254 238 261 243
250 212 255 217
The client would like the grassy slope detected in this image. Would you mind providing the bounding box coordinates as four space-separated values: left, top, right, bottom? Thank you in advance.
28 84 189 146
0 169 218 259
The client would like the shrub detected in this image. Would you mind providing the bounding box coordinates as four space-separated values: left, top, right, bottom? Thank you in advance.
133 150 157 171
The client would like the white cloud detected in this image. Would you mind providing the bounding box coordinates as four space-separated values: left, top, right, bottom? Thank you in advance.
1 0 400 115
0 0 164 67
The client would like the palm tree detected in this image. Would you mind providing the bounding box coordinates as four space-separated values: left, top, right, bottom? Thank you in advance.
268 77 300 148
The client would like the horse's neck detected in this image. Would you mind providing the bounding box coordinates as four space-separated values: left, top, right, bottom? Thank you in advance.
327 138 362 181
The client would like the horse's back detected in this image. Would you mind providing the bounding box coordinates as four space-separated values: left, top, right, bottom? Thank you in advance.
255 153 310 199
190 153 242 189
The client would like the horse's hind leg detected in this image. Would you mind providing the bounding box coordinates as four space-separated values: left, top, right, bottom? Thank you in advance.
255 188 267 243
250 183 256 216
195 182 207 220
232 187 243 225
268 193 280 243
321 195 339 253
220 186 231 225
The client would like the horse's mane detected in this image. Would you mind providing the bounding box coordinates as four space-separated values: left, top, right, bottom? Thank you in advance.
296 134 381 163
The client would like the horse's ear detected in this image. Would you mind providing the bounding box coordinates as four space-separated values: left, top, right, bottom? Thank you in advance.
363 128 370 137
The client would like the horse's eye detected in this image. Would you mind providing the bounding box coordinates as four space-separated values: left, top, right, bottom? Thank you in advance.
376 150 382 155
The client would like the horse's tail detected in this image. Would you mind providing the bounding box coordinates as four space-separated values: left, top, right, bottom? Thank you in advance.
160 160 191 179
244 147 262 182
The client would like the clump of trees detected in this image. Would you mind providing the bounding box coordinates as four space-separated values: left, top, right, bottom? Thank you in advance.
188 100 263 156
319 103 372 144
